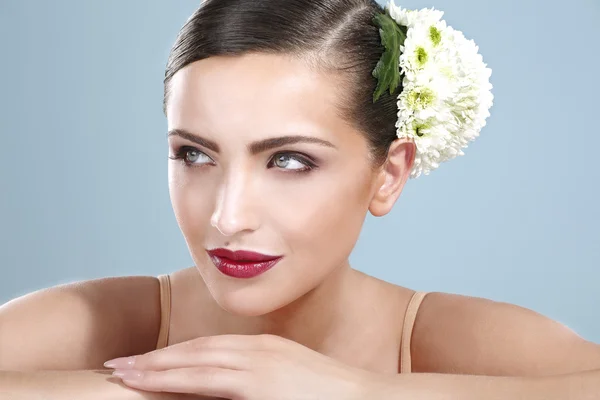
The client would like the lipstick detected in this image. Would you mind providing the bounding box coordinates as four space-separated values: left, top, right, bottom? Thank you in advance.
206 248 283 279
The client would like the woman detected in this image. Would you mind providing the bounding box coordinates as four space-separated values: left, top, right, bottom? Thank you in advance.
1 0 599 399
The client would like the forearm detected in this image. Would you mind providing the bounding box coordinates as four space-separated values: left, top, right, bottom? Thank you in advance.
371 369 600 400
0 370 207 400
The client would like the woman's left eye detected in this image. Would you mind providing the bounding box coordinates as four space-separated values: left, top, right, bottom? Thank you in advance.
268 153 315 172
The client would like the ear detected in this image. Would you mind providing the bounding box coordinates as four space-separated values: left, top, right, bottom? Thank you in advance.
368 138 416 217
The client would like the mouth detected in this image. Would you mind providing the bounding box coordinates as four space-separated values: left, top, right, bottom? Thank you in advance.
206 248 283 279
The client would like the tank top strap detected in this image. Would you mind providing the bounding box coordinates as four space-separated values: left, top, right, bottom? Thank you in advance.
156 274 172 350
399 291 429 373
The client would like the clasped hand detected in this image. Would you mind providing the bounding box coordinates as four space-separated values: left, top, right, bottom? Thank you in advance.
104 333 382 400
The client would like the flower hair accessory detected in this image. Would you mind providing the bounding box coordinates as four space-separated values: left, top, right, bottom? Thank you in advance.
372 0 494 178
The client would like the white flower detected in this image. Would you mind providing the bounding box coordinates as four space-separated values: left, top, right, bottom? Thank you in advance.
387 3 444 28
384 0 494 178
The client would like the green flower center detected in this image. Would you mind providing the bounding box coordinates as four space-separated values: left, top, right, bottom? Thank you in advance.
410 118 433 137
429 26 441 46
415 47 428 68
407 87 436 110
415 124 427 137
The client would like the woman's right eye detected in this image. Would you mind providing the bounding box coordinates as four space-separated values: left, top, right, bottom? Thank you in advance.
168 146 213 167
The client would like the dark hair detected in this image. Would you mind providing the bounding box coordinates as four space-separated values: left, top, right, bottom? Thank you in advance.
163 0 402 167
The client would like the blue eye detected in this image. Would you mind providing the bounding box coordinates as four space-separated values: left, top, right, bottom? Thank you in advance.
168 146 213 167
169 146 317 174
269 153 314 172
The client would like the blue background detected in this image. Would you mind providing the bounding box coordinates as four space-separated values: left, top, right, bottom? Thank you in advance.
1 0 598 342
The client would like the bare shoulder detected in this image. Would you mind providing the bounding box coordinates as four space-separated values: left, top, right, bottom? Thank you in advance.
410 291 600 377
0 274 163 371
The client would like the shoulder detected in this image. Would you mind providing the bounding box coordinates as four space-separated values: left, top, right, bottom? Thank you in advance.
410 291 600 376
0 274 163 370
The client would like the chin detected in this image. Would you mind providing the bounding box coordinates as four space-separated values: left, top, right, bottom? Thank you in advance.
194 254 328 317
207 274 315 318
209 288 287 317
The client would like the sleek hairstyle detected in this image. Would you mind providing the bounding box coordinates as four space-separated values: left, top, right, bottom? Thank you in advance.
163 0 402 167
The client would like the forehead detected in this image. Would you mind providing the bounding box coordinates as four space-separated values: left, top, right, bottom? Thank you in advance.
166 53 349 140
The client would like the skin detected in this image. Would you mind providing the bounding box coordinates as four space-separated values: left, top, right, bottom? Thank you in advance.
165 51 416 369
96 51 600 399
1 50 599 400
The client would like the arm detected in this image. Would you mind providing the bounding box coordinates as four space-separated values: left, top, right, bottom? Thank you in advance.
0 277 212 398
0 276 161 371
0 369 203 400
380 292 600 398
371 368 600 400
0 276 198 400
410 292 600 376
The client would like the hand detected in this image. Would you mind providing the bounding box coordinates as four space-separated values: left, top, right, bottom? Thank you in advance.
103 334 379 400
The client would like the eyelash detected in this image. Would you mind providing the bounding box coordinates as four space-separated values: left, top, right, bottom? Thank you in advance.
168 145 317 173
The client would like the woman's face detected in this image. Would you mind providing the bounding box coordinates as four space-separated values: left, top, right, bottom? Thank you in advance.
166 53 389 317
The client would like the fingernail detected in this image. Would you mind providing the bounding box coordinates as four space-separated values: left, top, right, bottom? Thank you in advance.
104 356 136 369
112 369 144 380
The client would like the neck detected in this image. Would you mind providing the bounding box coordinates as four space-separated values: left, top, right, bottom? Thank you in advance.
255 261 366 353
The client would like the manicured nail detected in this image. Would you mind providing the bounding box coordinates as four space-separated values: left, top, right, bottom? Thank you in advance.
104 356 136 369
112 369 144 380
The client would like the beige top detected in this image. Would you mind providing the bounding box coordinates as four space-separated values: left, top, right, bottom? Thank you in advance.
155 274 428 374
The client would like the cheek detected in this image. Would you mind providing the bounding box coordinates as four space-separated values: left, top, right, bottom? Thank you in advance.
168 164 372 264
168 167 213 239
272 171 370 261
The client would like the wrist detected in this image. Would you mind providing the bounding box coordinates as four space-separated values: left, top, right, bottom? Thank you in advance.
353 370 410 400
366 372 423 400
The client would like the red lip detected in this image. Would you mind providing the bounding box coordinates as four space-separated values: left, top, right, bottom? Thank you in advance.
207 248 281 262
206 248 283 279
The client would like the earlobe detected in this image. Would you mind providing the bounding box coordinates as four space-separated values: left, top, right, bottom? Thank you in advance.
368 139 415 217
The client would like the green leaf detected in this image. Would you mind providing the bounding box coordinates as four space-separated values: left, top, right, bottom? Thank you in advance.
372 13 407 103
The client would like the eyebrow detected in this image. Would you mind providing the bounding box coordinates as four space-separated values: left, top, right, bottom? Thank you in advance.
167 128 337 155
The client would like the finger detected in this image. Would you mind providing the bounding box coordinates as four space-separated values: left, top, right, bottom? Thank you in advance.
105 334 286 371
174 333 285 352
117 366 246 399
135 333 284 362
132 348 260 371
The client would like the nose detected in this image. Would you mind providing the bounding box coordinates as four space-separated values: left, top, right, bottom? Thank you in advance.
210 171 261 237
